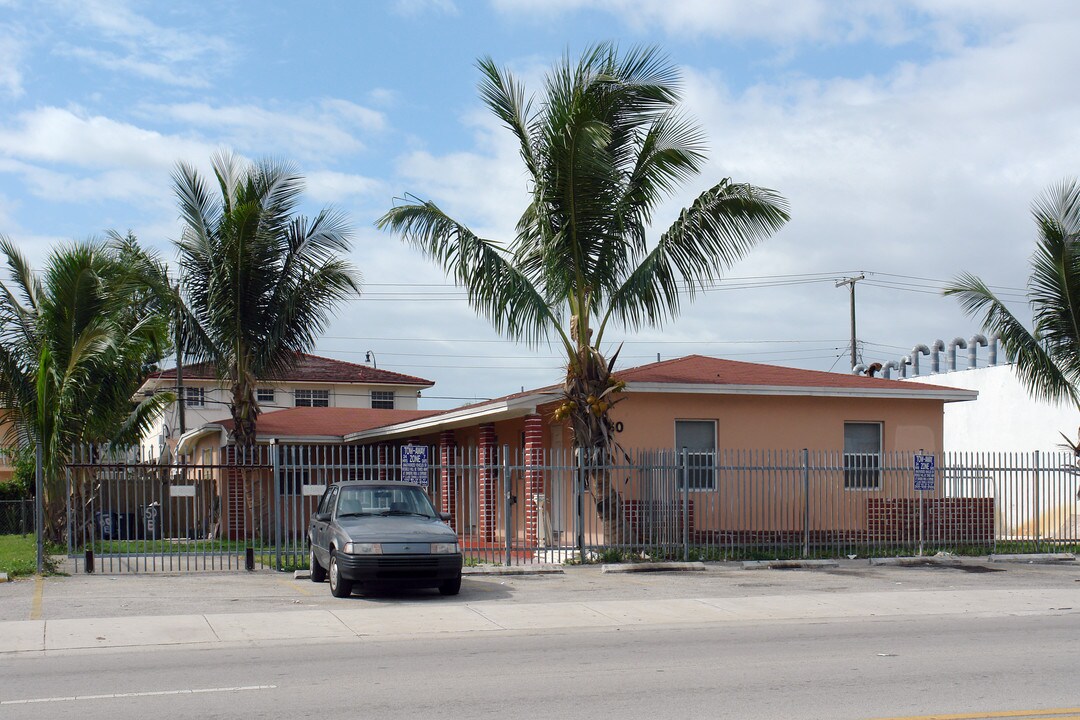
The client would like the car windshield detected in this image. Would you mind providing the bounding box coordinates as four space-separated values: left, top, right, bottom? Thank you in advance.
335 485 437 518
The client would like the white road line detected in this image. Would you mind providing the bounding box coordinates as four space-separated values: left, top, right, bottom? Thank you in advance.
1 685 277 705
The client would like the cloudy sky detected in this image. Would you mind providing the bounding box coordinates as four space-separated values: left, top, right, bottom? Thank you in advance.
1 0 1078 409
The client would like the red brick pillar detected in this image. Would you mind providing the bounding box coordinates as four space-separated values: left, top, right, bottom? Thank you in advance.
478 423 497 542
523 414 544 546
439 430 457 531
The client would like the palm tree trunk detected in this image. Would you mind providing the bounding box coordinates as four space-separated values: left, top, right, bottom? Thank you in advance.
565 345 627 547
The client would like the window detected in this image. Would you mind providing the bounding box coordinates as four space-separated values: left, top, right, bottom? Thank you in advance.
371 390 395 409
844 422 882 489
256 388 275 404
184 387 205 407
295 389 329 407
675 420 716 490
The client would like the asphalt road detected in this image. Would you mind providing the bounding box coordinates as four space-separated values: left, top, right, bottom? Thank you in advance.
2 612 1078 720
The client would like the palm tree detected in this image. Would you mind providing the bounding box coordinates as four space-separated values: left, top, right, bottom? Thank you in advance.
0 235 173 542
173 152 361 449
946 179 1080 445
378 44 790 538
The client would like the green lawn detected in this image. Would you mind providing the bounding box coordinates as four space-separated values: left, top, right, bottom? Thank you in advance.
0 534 44 577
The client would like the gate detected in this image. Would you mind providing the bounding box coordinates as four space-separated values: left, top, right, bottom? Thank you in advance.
65 444 1080 573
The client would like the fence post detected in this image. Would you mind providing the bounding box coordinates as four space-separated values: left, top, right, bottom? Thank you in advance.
503 445 512 567
271 440 281 571
802 449 810 558
35 442 43 575
575 447 585 560
1033 451 1041 554
681 447 689 562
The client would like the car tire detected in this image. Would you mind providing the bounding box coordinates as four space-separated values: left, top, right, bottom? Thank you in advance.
309 546 326 583
329 551 353 598
439 575 462 596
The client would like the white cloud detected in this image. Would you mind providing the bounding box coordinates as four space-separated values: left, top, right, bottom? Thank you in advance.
0 107 212 171
142 100 386 161
0 32 23 98
306 170 382 204
53 0 232 87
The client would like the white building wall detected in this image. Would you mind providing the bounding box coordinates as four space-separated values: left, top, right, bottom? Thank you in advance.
905 365 1080 539
905 364 1079 452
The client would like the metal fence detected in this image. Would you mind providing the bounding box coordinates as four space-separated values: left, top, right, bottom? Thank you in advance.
0 499 33 535
63 445 1080 573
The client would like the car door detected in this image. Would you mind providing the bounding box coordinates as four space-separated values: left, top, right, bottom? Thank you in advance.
311 485 338 565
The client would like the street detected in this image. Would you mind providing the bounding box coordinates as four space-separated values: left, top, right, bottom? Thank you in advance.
2 560 1079 718
2 603 1078 718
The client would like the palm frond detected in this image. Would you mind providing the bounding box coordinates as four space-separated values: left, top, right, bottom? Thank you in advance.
600 180 790 337
378 199 566 350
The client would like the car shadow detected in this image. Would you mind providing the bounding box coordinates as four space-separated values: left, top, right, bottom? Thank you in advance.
349 576 515 602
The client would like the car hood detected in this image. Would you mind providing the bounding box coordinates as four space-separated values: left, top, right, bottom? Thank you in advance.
337 516 458 543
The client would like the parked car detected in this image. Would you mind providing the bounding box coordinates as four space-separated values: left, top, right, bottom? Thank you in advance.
308 480 463 598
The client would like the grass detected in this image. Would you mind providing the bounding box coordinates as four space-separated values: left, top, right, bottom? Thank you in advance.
0 534 61 577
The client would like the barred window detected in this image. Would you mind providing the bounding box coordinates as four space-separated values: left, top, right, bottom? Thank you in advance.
675 419 716 490
371 390 395 409
844 422 882 489
184 387 205 407
295 389 329 407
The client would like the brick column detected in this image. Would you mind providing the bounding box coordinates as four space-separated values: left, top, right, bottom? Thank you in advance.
478 423 497 542
439 430 457 531
523 414 545 546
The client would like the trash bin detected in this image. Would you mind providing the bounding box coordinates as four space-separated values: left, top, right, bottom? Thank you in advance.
141 503 161 541
95 511 118 540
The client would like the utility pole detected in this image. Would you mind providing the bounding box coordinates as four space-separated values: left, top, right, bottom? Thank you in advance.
835 274 865 370
174 284 185 437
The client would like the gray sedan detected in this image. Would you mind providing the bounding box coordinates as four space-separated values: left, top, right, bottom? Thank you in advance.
308 480 463 598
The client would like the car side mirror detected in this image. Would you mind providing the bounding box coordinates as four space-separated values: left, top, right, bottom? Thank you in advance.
315 512 330 522
439 512 451 522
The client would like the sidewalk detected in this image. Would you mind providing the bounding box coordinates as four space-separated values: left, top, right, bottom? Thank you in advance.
2 561 1078 653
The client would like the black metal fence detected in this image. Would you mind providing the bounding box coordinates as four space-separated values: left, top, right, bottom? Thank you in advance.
62 444 1080 573
0 499 32 535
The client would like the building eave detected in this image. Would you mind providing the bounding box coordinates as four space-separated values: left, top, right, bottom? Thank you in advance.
624 381 979 403
343 390 560 443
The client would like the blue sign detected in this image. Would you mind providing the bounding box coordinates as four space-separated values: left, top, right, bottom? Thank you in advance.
914 454 935 491
400 445 429 486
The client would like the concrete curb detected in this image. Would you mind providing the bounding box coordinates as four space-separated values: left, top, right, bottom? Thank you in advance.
464 564 564 576
741 559 839 570
870 556 963 567
600 561 705 574
0 572 8 583
988 553 1076 564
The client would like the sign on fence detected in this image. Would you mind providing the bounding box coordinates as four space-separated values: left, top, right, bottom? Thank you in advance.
400 445 429 486
914 453 935 491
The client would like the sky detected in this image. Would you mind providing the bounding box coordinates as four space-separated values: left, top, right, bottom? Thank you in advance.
1 0 1079 410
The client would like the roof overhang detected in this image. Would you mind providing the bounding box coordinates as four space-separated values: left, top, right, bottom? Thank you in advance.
176 424 226 454
344 390 561 443
624 381 978 403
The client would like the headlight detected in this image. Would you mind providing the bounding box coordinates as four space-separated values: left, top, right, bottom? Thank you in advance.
431 542 459 554
344 542 382 555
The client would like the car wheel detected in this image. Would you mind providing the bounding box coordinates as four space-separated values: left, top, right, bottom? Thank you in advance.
439 575 461 596
329 551 353 598
309 546 326 583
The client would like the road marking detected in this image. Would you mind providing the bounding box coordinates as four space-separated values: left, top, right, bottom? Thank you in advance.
872 709 1080 720
29 576 43 620
1 685 277 705
278 578 314 596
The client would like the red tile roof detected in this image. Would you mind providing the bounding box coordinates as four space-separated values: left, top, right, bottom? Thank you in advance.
615 354 956 391
151 352 432 387
217 407 441 438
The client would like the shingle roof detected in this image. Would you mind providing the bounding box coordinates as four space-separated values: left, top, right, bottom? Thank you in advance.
217 407 441 438
615 354 954 390
150 352 433 387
